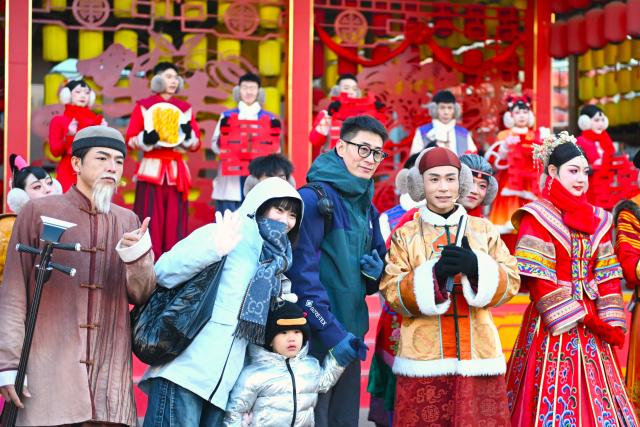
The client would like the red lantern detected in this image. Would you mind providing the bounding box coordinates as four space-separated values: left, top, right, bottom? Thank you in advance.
567 16 587 55
371 13 391 37
464 5 486 41
552 0 570 14
628 0 640 38
604 1 627 43
433 3 455 38
585 8 606 49
497 7 520 42
550 21 568 59
568 0 591 9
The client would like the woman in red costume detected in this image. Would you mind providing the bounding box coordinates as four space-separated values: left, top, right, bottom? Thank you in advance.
48 80 105 191
506 131 637 427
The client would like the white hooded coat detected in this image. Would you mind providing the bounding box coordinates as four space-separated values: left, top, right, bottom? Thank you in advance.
140 177 303 409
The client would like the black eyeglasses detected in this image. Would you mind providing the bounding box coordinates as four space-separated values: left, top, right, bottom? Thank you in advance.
344 140 388 163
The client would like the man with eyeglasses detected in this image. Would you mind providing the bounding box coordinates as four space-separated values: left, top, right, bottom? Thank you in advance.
289 115 388 427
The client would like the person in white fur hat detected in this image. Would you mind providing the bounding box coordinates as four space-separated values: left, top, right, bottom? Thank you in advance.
379 146 519 426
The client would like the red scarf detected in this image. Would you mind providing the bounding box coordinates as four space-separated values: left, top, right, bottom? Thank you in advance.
542 176 598 234
64 104 103 130
580 129 614 155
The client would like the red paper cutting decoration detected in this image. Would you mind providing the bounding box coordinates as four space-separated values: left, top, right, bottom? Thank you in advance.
567 16 587 55
497 7 520 42
550 21 568 59
585 8 606 49
464 5 486 41
433 3 455 38
627 0 640 38
371 13 391 37
604 1 627 43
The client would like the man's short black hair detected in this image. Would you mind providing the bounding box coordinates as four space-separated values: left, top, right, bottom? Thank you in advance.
340 115 388 143
239 72 261 87
337 73 358 85
248 154 294 179
72 147 92 162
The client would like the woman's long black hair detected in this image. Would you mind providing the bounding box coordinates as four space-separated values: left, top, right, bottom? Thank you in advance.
10 154 50 190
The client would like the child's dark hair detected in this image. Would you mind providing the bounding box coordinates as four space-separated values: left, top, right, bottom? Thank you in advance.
256 197 302 245
248 154 294 180
10 154 50 190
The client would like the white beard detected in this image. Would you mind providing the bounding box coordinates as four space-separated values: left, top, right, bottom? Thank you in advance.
92 180 116 214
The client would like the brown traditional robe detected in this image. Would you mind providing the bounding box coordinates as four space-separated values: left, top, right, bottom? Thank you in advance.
0 186 155 426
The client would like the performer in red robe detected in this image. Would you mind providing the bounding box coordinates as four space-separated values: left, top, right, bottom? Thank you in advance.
126 62 201 259
613 151 640 414
48 80 105 191
506 132 637 427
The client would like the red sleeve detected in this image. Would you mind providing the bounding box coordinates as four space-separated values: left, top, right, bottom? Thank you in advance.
125 104 144 148
576 136 599 166
48 115 71 157
615 208 640 288
187 112 201 152
309 110 330 147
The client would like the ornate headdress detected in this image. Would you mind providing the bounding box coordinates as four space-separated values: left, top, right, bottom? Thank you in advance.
503 94 534 128
533 131 580 169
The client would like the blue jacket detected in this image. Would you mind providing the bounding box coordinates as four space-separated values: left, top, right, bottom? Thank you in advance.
288 150 386 354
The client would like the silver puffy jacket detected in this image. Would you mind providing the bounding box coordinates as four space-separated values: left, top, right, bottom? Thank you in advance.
223 343 344 427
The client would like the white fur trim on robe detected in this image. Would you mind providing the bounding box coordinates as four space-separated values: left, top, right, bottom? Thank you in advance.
461 250 500 308
393 355 506 378
414 259 451 316
116 229 152 263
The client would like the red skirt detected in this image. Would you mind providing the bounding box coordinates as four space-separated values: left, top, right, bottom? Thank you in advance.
394 374 511 427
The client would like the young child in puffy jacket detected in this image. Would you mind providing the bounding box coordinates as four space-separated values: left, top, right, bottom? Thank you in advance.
223 301 346 427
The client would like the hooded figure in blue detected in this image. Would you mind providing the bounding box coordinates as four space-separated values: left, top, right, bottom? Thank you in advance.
140 177 304 427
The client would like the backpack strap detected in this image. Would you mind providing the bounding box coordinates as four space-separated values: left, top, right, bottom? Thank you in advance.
302 183 334 232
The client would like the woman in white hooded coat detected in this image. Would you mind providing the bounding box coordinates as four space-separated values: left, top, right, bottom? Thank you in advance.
140 177 304 427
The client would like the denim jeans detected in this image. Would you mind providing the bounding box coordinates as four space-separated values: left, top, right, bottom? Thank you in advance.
143 377 225 427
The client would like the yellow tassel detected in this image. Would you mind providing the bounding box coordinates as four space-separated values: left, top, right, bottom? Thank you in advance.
44 73 66 105
43 25 68 62
263 87 280 115
114 30 138 55
78 30 104 60
113 0 133 18
259 5 280 29
184 34 207 70
259 40 282 76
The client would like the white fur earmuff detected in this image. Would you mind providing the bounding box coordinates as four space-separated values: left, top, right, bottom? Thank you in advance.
328 85 362 98
59 86 97 107
578 113 609 131
426 101 462 120
232 85 266 105
151 74 185 94
406 149 473 204
502 110 535 129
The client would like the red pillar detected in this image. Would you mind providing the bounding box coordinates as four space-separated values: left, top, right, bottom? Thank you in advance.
534 0 552 128
3 1 32 209
287 0 313 186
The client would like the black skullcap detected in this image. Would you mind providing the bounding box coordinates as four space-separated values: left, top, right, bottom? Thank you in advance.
548 143 586 169
153 62 179 75
72 126 127 158
239 72 261 87
264 300 310 349
433 90 456 104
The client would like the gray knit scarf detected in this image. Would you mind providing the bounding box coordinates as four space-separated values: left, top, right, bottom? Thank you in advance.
234 217 292 345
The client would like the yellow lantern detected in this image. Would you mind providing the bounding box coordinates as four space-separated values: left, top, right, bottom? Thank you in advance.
633 40 640 60
154 0 173 20
114 30 138 55
618 68 632 93
603 44 617 67
632 97 640 123
591 49 605 69
579 75 594 101
602 103 618 127
218 1 230 19
618 39 632 63
259 5 280 29
593 73 606 99
42 25 68 62
263 87 280 116
619 98 632 125
259 40 282 76
149 33 174 62
276 72 285 94
44 73 65 105
633 67 640 92
578 51 592 72
78 30 104 60
184 34 207 70
48 0 66 11
114 0 133 17
184 0 207 20
325 62 338 91
604 71 618 97
217 38 240 61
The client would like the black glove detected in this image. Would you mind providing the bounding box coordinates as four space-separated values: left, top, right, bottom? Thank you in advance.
220 116 230 127
374 100 385 110
437 237 478 278
143 130 160 146
270 118 281 128
327 100 341 116
180 122 192 137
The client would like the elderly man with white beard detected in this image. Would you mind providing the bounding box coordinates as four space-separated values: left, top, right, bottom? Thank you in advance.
0 126 156 426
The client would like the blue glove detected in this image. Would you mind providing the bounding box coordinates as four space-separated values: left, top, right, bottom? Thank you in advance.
330 333 358 366
349 336 369 361
360 249 384 281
